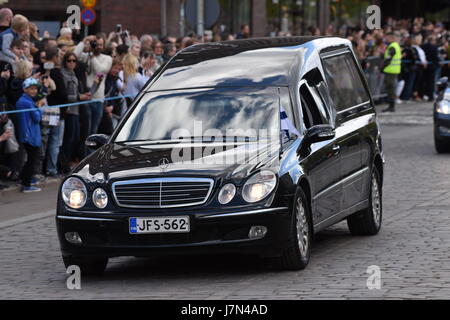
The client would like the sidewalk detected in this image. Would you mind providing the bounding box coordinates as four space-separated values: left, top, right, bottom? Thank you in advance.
0 176 62 198
375 100 434 125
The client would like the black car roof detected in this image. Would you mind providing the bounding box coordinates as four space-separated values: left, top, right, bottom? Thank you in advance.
146 37 351 91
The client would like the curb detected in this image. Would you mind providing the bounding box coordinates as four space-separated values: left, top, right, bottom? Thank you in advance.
0 177 62 198
375 102 433 125
377 116 433 126
0 210 55 229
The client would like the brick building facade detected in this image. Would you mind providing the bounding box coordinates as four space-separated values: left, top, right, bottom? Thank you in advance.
3 0 268 38
3 0 165 37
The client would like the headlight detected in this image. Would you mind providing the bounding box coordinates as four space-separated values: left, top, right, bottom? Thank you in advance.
93 188 108 209
444 91 450 101
62 177 87 209
218 183 236 205
242 171 277 203
437 101 450 115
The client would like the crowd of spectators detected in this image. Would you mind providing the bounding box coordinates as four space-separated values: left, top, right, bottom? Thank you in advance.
341 18 450 103
0 6 449 192
0 8 186 192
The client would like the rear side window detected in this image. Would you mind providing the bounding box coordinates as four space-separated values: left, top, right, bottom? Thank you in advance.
300 84 330 129
322 53 370 112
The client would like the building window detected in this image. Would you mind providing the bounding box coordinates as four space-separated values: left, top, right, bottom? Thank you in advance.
330 0 371 30
218 0 252 36
266 0 318 36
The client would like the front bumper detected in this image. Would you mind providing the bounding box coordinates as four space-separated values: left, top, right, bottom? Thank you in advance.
56 207 291 259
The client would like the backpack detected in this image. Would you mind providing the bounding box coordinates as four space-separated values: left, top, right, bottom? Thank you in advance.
0 28 18 51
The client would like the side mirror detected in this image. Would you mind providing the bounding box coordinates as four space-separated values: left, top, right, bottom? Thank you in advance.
85 134 110 150
437 77 449 93
297 124 335 155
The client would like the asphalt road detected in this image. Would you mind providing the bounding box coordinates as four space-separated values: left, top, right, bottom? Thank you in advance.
1 122 450 300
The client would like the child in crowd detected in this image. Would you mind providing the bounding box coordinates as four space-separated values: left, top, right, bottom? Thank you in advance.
15 77 45 193
0 14 29 66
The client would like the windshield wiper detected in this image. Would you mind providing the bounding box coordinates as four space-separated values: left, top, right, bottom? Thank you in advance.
117 139 183 146
117 136 263 146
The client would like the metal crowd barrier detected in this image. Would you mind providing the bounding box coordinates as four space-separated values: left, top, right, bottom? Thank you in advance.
362 56 450 102
363 56 387 101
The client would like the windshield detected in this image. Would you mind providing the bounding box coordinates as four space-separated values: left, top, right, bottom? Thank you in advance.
114 87 281 143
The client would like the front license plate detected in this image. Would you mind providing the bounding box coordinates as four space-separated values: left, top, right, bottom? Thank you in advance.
129 216 190 234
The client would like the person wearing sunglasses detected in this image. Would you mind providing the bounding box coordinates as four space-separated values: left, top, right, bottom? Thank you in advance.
61 52 90 171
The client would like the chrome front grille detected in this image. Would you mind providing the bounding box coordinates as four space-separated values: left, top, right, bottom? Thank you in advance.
112 178 214 208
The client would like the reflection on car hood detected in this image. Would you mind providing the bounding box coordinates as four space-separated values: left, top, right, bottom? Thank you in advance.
74 141 281 184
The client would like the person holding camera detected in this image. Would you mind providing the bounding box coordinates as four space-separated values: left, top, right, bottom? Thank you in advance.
74 33 112 136
15 78 44 193
37 46 64 178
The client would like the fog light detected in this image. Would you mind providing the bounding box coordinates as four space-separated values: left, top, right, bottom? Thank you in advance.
248 226 267 239
439 126 450 134
93 188 108 209
218 183 236 205
65 232 82 245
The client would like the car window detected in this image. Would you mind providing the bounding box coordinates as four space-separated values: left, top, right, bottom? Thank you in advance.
279 88 300 143
322 52 370 112
280 88 298 130
300 84 326 129
309 85 331 124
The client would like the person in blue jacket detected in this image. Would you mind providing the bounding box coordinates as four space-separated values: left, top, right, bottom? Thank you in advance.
16 77 45 192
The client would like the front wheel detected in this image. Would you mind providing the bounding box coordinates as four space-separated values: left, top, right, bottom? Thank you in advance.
274 188 312 270
435 135 450 153
63 256 108 276
347 167 382 236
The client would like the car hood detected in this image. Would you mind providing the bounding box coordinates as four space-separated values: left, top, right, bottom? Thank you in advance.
73 141 281 184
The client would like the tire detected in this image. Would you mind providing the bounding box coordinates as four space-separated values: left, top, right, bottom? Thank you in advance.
63 256 108 276
435 136 450 153
347 167 382 236
274 188 312 271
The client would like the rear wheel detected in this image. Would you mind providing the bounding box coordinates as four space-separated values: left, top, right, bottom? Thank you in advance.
347 167 382 236
274 188 312 270
63 256 108 276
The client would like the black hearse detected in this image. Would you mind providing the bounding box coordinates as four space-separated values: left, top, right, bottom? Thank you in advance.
56 37 384 274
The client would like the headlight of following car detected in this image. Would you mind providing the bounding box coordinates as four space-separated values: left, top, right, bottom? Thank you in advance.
218 183 236 205
242 171 277 203
93 188 108 209
62 177 87 209
444 91 450 101
437 101 450 115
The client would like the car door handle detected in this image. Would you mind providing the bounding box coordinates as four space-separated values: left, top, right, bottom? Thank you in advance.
332 145 341 155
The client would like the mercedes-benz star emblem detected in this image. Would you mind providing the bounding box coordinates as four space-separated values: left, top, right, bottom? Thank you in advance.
159 158 170 172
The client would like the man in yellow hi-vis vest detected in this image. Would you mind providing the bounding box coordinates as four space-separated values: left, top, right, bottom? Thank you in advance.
382 32 402 113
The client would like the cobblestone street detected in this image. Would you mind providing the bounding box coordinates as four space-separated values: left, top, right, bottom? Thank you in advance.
1 103 450 299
